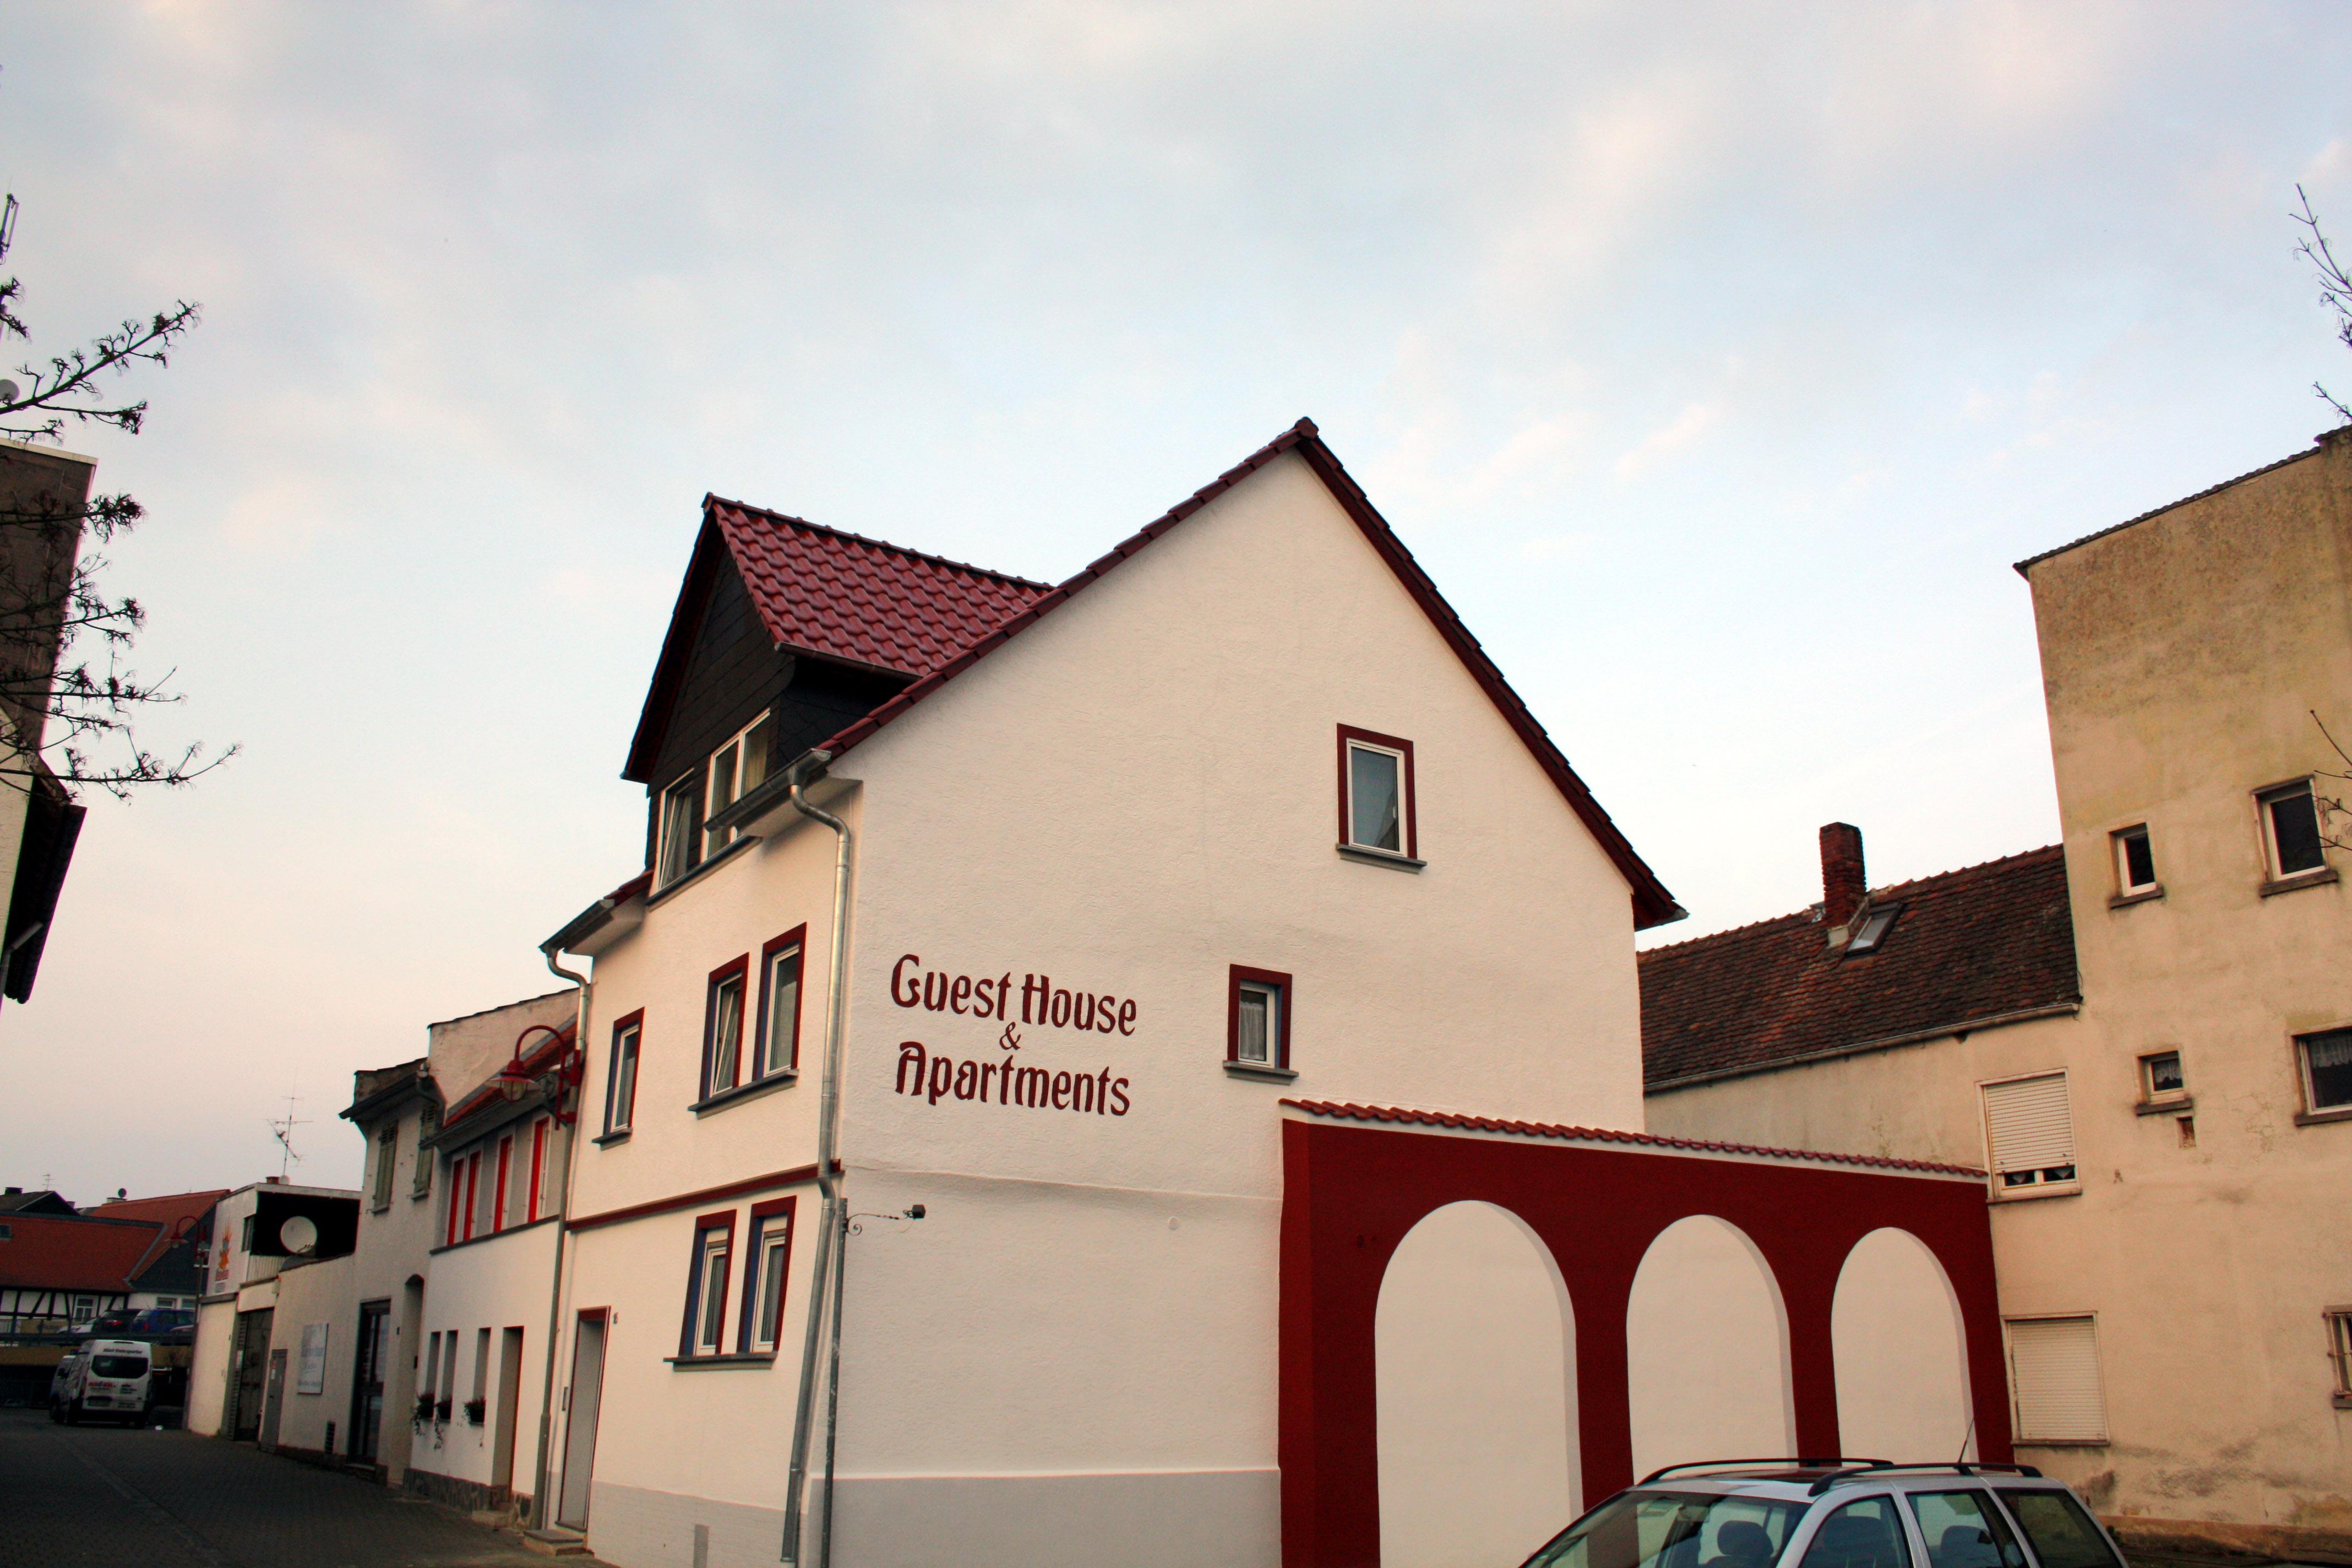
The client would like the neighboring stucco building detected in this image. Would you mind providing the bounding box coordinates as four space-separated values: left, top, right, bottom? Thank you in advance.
407 993 578 1519
533 420 2011 1568
1646 428 2352 1558
186 1179 360 1441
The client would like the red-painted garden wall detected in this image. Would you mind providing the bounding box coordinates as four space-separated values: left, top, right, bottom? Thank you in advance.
1277 1117 2007 1568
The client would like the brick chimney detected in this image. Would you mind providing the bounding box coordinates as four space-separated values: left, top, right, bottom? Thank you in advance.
1820 822 1865 933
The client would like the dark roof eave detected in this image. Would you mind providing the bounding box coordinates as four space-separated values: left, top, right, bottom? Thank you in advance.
797 418 1683 929
1643 999 2082 1093
2012 436 2334 578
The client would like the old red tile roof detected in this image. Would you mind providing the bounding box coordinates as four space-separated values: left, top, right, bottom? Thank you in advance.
709 500 1054 678
0 1212 167 1292
86 1190 227 1231
1282 1099 1984 1176
1640 845 2078 1090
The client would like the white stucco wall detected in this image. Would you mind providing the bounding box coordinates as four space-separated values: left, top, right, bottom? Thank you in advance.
412 1218 563 1507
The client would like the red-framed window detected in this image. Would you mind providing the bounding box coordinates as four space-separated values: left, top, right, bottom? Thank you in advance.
527 1118 548 1222
738 1196 797 1354
445 1158 463 1247
679 1209 737 1358
604 1009 644 1136
1228 965 1294 1070
755 926 807 1081
1336 725 1417 860
492 1136 513 1234
701 957 751 1101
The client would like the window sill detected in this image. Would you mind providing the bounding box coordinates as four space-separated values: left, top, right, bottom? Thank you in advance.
2260 866 2339 899
1224 1060 1299 1082
1336 843 1425 872
2135 1095 2193 1117
2108 885 2165 910
665 1353 777 1370
2333 1391 2352 1410
690 1073 798 1117
2012 1437 2109 1449
1989 1183 2081 1204
592 1129 633 1147
646 832 763 908
370 1202 391 1215
2294 1105 2352 1128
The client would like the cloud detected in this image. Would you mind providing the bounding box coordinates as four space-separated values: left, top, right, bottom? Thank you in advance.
1615 401 1721 481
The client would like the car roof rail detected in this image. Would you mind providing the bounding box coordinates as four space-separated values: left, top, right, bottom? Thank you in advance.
1806 1462 2045 1496
1641 1458 1891 1485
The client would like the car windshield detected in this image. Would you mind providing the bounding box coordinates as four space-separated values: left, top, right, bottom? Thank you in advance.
91 1355 147 1378
1526 1490 1804 1568
1996 1491 2121 1568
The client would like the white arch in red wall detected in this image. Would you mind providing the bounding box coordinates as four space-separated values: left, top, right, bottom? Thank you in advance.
1375 1199 1578 1568
1831 1227 1975 1462
1625 1214 1797 1479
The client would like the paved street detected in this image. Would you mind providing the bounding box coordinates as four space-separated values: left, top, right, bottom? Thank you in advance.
0 1409 597 1567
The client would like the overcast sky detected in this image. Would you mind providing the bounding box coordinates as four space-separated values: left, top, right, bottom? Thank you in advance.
3 2 2348 1201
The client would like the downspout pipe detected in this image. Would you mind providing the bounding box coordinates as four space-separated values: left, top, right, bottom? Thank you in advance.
781 749 852 1567
529 941 591 1532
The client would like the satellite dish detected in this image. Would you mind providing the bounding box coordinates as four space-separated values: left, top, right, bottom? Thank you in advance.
0 379 18 404
279 1215 318 1256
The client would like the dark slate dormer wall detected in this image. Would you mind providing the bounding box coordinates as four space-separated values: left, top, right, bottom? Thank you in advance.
639 553 910 869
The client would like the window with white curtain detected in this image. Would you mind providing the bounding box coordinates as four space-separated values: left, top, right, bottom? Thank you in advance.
1981 1073 2077 1191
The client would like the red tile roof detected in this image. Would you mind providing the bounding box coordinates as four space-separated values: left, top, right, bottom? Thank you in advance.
1281 1098 1984 1176
1640 844 2078 1090
86 1190 227 1231
709 500 1053 678
0 1212 167 1292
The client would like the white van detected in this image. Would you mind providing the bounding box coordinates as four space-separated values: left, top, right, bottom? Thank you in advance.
49 1338 153 1425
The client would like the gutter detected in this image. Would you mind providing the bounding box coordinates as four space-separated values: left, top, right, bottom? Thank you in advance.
1642 1000 2082 1096
780 748 852 1568
527 943 591 1533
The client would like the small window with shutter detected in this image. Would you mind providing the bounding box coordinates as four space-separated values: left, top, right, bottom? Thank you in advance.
2007 1315 2106 1442
1981 1072 2078 1193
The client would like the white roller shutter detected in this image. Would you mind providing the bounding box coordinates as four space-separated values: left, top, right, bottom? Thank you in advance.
1982 1073 2075 1176
2009 1316 2106 1442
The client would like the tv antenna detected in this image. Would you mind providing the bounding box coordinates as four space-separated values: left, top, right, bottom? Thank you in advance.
268 1096 307 1181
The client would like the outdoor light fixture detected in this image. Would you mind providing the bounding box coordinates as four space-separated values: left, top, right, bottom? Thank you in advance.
496 1022 582 1120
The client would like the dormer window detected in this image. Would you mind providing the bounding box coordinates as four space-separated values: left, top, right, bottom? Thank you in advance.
704 714 774 858
1844 903 1899 954
657 714 774 887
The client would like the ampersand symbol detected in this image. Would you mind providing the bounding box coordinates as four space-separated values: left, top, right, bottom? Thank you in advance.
998 1022 1023 1052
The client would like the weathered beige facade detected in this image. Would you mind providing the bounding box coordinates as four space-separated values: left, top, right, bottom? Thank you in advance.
1648 429 2352 1554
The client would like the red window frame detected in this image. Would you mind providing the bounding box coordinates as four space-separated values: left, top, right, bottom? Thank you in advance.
605 1009 644 1134
737 1195 797 1354
1227 965 1294 1069
679 1208 737 1359
527 1118 548 1222
755 925 808 1079
702 956 752 1099
1336 725 1418 859
445 1159 462 1247
461 1151 481 1242
492 1136 512 1234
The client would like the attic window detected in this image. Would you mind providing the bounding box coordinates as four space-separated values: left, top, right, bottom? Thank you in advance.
1844 904 1899 954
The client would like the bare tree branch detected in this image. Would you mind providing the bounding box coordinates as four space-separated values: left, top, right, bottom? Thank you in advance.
2294 185 2352 427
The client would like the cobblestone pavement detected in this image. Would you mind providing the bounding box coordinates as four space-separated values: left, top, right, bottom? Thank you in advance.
0 1408 603 1567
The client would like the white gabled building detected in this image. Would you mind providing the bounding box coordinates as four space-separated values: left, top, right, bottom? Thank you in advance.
533 421 2011 1568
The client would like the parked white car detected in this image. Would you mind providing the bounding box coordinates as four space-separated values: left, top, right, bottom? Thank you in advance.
1521 1460 2126 1568
48 1338 154 1427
